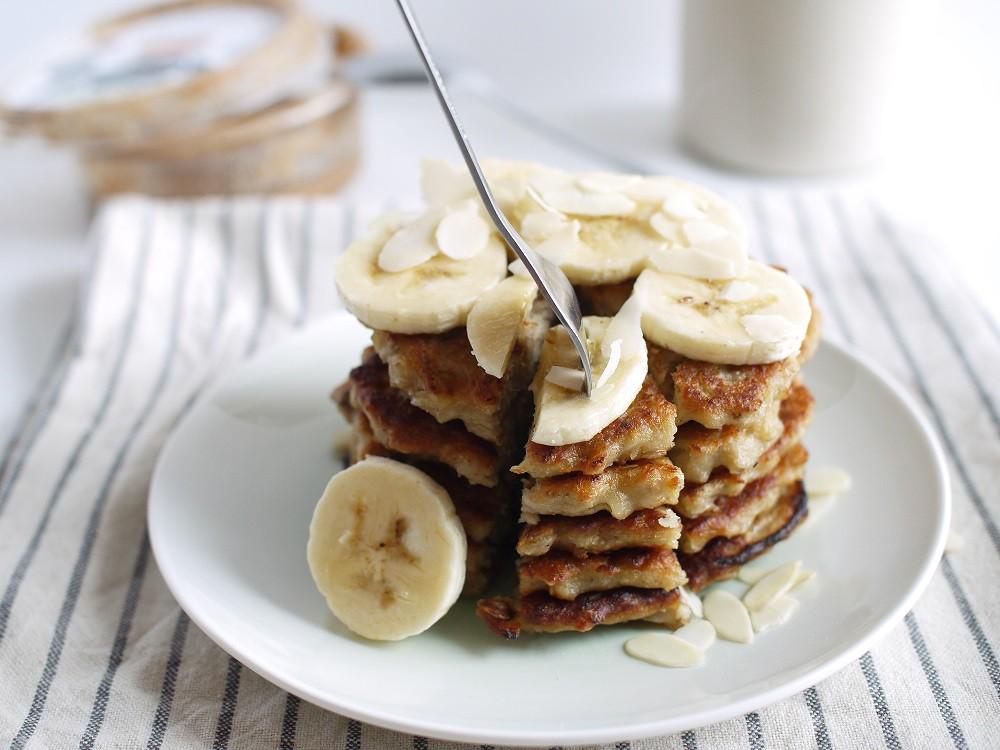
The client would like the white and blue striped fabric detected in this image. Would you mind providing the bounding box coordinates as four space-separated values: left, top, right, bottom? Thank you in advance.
0 192 997 749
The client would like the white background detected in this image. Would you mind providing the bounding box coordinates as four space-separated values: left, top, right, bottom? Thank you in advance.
0 0 998 442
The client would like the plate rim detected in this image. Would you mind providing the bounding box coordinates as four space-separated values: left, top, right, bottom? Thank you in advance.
148 314 951 746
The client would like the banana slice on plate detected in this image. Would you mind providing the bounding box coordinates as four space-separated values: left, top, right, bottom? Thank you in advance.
467 275 538 377
530 297 647 445
634 260 811 365
307 456 467 641
335 214 508 334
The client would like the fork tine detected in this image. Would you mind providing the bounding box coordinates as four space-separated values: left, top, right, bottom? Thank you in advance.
394 0 595 396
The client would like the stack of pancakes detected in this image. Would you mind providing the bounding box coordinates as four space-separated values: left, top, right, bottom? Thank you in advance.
476 325 694 637
660 297 820 590
583 283 822 592
332 306 549 595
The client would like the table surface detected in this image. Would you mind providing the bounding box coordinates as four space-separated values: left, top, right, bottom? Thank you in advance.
1 0 998 446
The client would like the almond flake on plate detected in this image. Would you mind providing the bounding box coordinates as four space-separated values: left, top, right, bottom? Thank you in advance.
806 466 852 497
703 590 753 644
743 560 801 612
679 586 703 619
674 619 716 651
750 595 799 633
624 633 704 668
794 569 816 589
737 563 770 585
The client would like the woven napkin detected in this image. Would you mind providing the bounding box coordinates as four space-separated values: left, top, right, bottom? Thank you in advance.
0 192 997 749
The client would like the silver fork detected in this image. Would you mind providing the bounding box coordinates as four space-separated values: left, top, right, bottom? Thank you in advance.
393 0 595 396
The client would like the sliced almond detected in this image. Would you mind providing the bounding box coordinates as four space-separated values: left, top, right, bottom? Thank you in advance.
648 247 742 280
649 211 681 244
624 632 705 668
750 594 799 633
794 569 816 589
743 560 801 612
545 365 586 391
377 210 441 272
521 210 569 241
683 219 729 245
420 159 472 206
508 259 529 277
533 220 583 264
435 201 490 260
737 564 770 585
662 193 705 220
703 590 753 644
576 172 641 193
806 466 852 497
720 280 758 302
541 188 636 217
679 586 703 619
674 619 716 651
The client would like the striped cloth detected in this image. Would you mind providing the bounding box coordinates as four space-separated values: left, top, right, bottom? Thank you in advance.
0 192 997 750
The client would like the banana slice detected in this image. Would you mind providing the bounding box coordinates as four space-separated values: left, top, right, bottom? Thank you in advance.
466 275 538 377
512 191 659 284
531 304 647 446
335 217 507 334
307 456 467 641
634 260 811 365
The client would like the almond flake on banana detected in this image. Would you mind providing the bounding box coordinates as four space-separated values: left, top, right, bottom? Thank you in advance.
335 216 507 334
634 259 811 365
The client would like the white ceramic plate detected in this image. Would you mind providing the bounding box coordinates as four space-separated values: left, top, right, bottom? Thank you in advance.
149 312 949 746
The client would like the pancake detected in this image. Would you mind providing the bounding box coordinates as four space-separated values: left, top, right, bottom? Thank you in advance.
669 398 784 484
576 279 634 317
370 300 548 445
513 377 677 478
679 443 808 553
346 349 502 486
679 480 809 591
465 541 495 597
516 507 680 556
520 457 683 520
677 383 815 518
518 547 687 600
477 587 691 638
668 355 799 429
647 292 820 427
